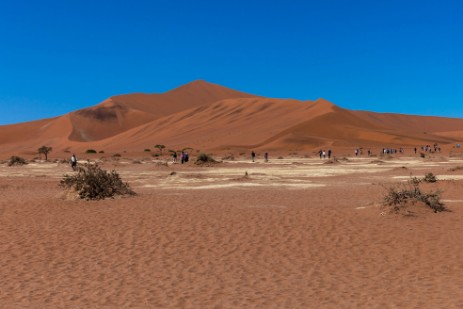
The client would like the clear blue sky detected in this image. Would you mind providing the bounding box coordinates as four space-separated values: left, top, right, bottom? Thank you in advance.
1 0 462 125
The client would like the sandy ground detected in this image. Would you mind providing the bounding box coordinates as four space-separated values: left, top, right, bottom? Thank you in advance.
1 156 463 308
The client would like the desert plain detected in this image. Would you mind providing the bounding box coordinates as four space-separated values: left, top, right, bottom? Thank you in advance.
1 151 463 308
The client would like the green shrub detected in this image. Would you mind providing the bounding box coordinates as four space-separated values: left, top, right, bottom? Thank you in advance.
8 156 28 166
86 149 97 154
60 164 135 200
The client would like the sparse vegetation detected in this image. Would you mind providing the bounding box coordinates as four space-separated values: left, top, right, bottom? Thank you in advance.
144 149 151 152
423 172 437 183
99 150 105 154
420 152 426 158
221 153 235 161
383 179 446 214
195 153 217 164
60 164 135 200
448 166 463 172
8 156 28 166
38 145 53 161
154 144 166 156
86 149 97 154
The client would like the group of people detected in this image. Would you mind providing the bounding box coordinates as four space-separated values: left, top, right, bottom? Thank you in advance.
420 144 441 153
251 151 269 162
318 149 332 159
171 151 189 164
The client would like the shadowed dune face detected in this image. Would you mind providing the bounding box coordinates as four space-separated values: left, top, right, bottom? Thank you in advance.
1 80 463 157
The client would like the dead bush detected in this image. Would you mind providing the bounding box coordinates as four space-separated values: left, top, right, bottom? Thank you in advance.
8 156 28 166
195 153 217 164
60 164 135 200
383 180 446 214
423 172 437 183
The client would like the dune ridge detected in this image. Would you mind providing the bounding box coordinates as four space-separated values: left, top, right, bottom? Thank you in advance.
1 80 463 156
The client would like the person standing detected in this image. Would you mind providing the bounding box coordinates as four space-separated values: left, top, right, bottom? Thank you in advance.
264 152 269 162
251 150 256 162
70 154 77 171
328 149 332 159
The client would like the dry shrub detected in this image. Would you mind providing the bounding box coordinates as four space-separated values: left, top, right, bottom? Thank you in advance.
448 166 463 172
60 164 135 200
383 180 446 214
323 158 340 164
8 156 28 166
221 153 235 161
155 161 169 167
195 153 218 165
423 172 437 183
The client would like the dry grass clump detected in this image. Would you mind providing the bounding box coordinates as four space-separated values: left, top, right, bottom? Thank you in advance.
221 153 235 161
60 164 135 200
8 156 28 166
423 172 437 183
323 158 340 164
195 153 218 165
383 180 446 214
448 166 463 172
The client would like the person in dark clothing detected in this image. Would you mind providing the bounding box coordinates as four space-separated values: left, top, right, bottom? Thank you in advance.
251 151 256 162
71 154 77 171
264 152 269 162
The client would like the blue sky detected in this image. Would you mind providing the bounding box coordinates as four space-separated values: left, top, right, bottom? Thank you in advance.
0 0 462 124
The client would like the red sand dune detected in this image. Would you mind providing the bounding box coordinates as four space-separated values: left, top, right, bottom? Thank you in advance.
1 80 463 157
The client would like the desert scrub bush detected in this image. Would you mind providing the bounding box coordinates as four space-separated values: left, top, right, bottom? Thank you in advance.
144 149 151 152
448 166 463 172
60 164 135 200
423 172 437 183
8 156 28 166
195 153 217 164
383 180 446 214
86 149 97 154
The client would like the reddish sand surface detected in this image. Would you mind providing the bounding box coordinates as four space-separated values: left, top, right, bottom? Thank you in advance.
1 154 463 308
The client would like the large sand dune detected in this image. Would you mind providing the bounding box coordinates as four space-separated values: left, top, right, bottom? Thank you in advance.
1 80 463 157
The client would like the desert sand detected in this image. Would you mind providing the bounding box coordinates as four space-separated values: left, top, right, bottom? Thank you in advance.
1 154 463 308
1 80 463 158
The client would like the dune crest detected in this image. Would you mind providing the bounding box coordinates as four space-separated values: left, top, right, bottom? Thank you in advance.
1 80 463 156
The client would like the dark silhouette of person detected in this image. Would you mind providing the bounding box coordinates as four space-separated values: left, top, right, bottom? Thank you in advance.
251 150 256 162
71 154 77 170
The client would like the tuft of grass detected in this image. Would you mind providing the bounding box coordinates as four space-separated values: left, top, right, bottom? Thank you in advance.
60 164 135 200
86 149 97 154
8 156 28 166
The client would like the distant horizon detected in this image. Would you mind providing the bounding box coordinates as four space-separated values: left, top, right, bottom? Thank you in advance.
1 0 462 125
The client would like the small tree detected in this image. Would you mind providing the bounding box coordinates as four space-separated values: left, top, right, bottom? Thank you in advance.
154 144 166 156
38 146 53 161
